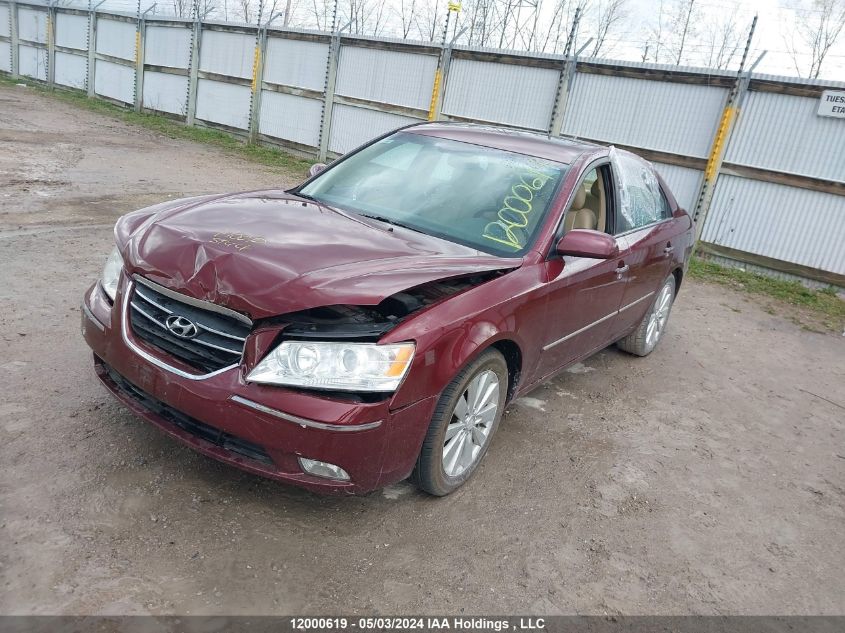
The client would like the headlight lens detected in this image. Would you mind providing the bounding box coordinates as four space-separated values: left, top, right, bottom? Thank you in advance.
247 341 415 392
100 246 123 301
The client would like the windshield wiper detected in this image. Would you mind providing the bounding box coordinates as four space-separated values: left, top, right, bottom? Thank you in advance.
293 191 318 203
358 214 426 235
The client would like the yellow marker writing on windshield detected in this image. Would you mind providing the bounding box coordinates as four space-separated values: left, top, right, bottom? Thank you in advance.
483 169 553 250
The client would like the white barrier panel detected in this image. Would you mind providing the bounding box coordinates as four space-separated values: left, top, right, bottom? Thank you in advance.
443 58 558 130
725 91 845 182
145 25 191 69
143 71 188 115
652 162 703 212
96 17 136 61
196 78 251 129
56 12 88 51
703 175 845 275
259 91 322 147
336 46 436 110
264 37 328 91
0 4 11 37
200 29 254 79
94 58 134 103
563 73 728 158
55 51 87 88
0 42 10 72
18 44 46 79
17 7 46 43
329 104 417 154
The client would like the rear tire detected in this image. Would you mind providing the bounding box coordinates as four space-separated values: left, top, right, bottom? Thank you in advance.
616 274 676 357
412 349 508 496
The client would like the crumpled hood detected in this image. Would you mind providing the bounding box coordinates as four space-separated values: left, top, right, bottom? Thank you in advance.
118 190 521 320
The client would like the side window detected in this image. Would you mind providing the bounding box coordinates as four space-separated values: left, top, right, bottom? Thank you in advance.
562 166 608 234
658 186 673 219
612 151 666 233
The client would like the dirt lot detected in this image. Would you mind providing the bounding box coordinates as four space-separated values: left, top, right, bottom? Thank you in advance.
1 83 843 616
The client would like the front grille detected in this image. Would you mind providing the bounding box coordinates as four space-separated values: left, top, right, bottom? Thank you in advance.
128 280 250 374
103 362 274 466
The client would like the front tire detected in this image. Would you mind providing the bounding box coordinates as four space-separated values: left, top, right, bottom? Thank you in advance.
412 349 508 496
616 274 676 357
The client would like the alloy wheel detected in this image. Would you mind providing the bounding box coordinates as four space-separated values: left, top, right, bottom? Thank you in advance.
442 369 500 477
646 281 674 348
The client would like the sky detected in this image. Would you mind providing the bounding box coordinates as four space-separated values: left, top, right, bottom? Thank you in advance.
52 0 845 80
623 0 845 79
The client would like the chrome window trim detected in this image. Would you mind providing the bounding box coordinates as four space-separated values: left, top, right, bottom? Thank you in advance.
619 290 655 312
613 217 673 238
230 396 383 432
542 311 617 351
133 274 253 326
121 281 239 381
542 290 655 351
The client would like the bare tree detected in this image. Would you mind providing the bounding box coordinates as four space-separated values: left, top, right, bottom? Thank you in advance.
647 0 667 62
588 0 628 57
172 0 194 18
396 0 418 38
667 0 699 64
784 0 845 78
236 0 253 22
701 12 743 69
414 0 442 40
534 0 580 53
305 0 335 31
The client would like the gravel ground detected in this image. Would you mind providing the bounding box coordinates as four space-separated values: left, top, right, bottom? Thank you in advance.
1 83 843 616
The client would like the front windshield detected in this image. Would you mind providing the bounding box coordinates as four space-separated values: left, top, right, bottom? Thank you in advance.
299 131 567 256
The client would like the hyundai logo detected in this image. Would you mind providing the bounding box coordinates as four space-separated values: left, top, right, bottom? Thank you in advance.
165 315 199 339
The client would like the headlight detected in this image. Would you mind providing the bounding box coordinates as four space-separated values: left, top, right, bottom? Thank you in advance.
100 246 123 302
247 341 415 392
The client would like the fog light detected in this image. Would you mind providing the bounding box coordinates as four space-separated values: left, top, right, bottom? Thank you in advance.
298 457 350 481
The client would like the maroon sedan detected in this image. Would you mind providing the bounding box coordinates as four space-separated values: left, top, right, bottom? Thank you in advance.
81 123 693 496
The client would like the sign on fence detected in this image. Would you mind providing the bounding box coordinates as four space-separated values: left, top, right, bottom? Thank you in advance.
818 90 845 118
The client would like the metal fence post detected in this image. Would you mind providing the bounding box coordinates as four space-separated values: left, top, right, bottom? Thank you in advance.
548 8 581 136
134 16 145 111
9 1 19 78
549 55 573 136
46 4 56 86
691 15 758 247
428 44 452 121
317 32 340 162
248 25 267 143
86 8 96 96
185 17 201 124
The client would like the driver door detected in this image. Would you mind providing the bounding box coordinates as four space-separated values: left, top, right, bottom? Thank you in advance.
534 164 628 380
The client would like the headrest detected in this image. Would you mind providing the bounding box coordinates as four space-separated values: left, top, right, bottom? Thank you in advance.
591 179 601 196
572 187 587 209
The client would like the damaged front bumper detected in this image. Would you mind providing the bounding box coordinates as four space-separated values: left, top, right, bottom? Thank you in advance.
80 282 437 494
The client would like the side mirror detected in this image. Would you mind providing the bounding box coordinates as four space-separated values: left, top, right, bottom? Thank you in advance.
308 162 327 178
556 229 619 259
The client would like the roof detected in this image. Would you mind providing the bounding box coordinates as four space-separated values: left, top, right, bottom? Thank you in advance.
404 122 599 165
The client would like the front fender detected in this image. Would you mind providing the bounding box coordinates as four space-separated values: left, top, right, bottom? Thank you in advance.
384 265 545 411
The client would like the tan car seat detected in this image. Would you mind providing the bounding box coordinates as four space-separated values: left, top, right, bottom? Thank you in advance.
564 186 598 232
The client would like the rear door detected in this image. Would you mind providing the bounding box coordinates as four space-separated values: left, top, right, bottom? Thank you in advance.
610 151 685 334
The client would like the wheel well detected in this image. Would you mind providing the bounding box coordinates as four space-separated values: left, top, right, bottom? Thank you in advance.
490 340 522 402
672 267 683 295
